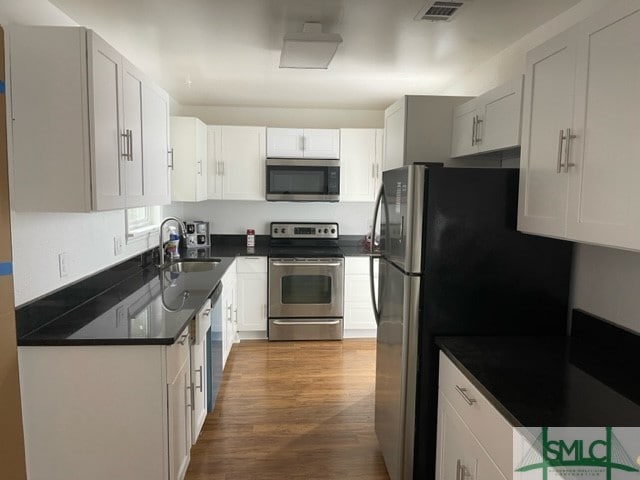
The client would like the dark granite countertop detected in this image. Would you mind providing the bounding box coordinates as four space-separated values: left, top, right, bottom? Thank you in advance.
15 234 377 347
436 326 640 427
18 257 235 346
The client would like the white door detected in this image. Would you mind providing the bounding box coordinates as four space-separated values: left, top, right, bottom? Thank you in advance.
479 76 523 153
141 80 171 206
517 27 578 238
450 100 478 158
266 128 303 158
122 60 145 207
303 129 340 158
87 31 125 211
566 2 640 251
237 273 268 332
340 129 377 202
383 98 406 171
195 120 208 201
167 357 191 480
436 393 477 480
207 126 223 200
221 126 266 200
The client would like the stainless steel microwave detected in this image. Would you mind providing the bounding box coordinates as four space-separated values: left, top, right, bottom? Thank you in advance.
266 159 340 202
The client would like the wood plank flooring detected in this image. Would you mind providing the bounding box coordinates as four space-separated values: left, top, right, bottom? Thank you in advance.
186 339 390 480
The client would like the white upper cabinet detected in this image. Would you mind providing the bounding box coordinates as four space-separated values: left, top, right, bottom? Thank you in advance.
8 26 171 212
207 126 266 201
517 28 578 239
267 128 340 159
519 0 640 251
141 81 172 206
339 129 382 202
170 117 208 202
450 76 524 158
384 96 467 170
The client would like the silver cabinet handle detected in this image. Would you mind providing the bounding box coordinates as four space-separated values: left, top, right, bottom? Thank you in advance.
262 304 267 319
475 116 483 144
195 366 203 392
217 161 224 175
471 116 477 146
176 333 189 345
168 148 174 170
564 128 577 173
456 459 462 480
121 131 131 159
301 135 306 152
556 129 566 173
201 308 212 317
127 129 133 161
376 164 380 178
187 382 194 410
372 163 376 179
455 385 477 405
227 305 232 321
197 159 202 175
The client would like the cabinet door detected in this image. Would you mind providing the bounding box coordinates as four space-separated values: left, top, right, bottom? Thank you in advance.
340 129 377 202
479 76 523 153
436 393 477 480
221 126 266 200
383 98 406 171
87 31 126 211
207 126 223 200
517 27 578 238
190 340 207 444
195 120 208 201
266 128 303 158
221 266 237 367
170 117 198 202
303 129 340 158
450 100 479 158
566 2 640 250
122 60 145 207
167 357 191 480
141 80 171 206
237 272 268 332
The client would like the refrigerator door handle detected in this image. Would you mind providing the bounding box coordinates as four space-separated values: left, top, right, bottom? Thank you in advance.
370 184 384 253
369 256 380 325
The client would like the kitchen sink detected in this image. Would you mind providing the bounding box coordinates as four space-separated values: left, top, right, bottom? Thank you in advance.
163 259 221 273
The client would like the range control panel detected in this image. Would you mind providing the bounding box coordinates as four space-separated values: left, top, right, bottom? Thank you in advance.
270 222 339 240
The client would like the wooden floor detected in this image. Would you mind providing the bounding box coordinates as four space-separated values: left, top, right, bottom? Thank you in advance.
186 339 390 480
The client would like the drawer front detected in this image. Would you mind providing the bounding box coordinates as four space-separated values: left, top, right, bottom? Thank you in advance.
166 325 191 383
438 352 513 478
236 256 267 273
345 256 378 275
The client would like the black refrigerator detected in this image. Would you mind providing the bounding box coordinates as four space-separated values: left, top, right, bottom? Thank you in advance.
369 165 573 480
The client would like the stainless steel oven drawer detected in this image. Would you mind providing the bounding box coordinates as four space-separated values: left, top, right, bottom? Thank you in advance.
268 318 343 341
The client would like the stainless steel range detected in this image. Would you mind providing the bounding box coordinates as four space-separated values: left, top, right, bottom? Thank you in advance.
268 222 344 341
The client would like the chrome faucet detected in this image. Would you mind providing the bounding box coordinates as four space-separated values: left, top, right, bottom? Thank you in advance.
158 217 186 267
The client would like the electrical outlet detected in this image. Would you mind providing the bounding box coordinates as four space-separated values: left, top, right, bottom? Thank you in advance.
58 252 69 278
114 235 123 256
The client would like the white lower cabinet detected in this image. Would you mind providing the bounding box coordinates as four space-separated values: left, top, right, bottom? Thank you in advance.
221 259 238 367
190 300 211 444
236 257 268 339
436 352 513 480
343 257 378 337
18 326 195 480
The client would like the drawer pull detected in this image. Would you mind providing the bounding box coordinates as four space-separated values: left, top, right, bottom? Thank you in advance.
176 333 189 345
456 459 470 479
455 385 477 405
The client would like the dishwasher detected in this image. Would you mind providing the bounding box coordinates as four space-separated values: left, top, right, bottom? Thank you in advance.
206 283 223 412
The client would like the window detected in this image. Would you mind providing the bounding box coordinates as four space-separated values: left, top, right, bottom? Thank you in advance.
126 206 161 243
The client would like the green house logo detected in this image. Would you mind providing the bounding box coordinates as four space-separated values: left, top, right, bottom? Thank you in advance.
515 427 640 480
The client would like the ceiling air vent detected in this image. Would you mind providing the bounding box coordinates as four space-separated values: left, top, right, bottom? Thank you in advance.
415 1 469 22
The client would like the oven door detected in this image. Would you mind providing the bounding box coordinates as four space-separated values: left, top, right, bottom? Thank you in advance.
268 257 344 318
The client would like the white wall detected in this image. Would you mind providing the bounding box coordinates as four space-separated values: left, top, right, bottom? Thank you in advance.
439 0 640 334
175 105 383 128
174 201 374 237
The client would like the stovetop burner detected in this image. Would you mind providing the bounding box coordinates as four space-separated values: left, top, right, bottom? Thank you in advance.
269 222 342 258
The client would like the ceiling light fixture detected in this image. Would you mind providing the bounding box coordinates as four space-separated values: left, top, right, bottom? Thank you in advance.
279 22 343 69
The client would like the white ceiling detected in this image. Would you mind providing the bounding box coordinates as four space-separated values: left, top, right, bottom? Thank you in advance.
48 0 582 109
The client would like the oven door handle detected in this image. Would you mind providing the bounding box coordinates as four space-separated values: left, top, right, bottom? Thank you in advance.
270 261 343 267
272 320 341 326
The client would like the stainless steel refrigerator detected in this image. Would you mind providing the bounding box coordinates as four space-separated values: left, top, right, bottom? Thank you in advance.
369 165 573 480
